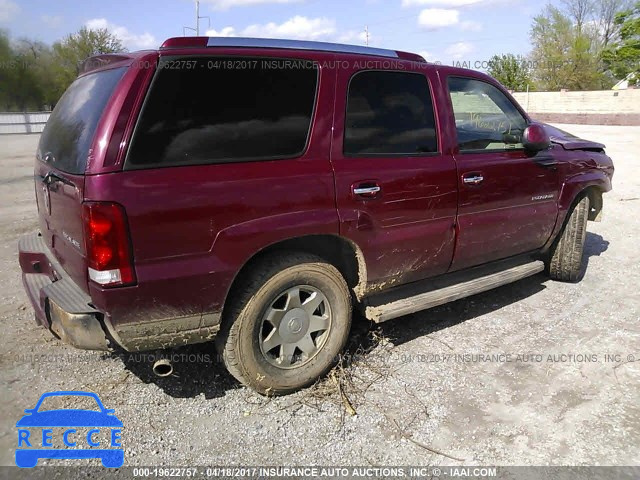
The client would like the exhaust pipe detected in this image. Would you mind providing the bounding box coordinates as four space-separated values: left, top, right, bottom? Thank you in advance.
152 358 173 377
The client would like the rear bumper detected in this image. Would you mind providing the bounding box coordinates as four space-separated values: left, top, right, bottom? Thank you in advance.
18 233 112 351
19 232 222 352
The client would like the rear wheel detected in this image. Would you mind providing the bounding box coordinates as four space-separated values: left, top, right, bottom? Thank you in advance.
216 253 352 395
547 196 590 282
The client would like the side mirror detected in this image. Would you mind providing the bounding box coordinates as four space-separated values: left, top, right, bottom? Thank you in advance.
523 123 551 152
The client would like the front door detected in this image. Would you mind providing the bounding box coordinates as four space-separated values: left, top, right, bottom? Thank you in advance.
331 66 458 288
445 75 559 271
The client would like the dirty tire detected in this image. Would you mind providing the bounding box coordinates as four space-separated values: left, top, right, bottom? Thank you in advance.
548 195 590 282
215 252 352 395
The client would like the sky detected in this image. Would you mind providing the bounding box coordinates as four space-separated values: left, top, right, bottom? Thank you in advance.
0 0 549 68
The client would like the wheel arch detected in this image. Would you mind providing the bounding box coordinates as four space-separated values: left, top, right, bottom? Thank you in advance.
221 234 368 319
558 171 610 214
542 175 606 255
562 184 605 223
585 186 603 222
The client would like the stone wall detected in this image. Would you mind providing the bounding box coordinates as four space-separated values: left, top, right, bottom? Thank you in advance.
511 89 640 125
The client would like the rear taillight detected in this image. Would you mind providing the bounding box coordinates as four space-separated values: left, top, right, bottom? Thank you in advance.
82 202 136 287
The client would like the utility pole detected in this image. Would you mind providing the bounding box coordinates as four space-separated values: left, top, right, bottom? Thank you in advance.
196 0 200 36
183 0 210 37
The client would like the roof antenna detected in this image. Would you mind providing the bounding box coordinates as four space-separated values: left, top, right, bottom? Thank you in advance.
365 25 369 46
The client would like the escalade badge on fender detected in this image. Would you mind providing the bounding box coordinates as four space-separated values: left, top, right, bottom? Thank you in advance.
532 194 555 201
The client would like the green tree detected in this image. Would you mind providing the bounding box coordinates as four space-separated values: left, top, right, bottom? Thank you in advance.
487 54 533 91
596 0 633 47
602 2 640 81
530 5 607 90
0 32 54 110
50 27 125 103
11 39 55 110
0 30 12 108
561 0 594 32
0 27 125 111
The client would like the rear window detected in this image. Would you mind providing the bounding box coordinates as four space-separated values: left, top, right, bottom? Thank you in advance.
38 67 126 175
125 56 318 169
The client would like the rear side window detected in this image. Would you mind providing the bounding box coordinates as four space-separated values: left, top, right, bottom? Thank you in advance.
38 67 126 174
344 71 438 155
126 57 318 169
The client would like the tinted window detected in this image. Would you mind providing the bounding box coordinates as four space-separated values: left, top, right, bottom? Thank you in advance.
38 67 126 174
344 71 437 155
448 77 528 152
126 57 318 168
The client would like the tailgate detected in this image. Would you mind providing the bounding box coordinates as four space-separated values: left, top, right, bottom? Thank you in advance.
34 66 127 293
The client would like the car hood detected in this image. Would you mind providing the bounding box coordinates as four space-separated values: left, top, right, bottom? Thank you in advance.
540 123 605 151
16 410 123 427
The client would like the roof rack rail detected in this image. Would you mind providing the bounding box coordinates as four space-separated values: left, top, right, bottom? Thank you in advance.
161 36 400 58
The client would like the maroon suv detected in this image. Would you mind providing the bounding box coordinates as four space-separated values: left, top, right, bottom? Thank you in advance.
18 37 614 394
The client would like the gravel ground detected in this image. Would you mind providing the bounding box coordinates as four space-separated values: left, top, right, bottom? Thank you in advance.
0 125 638 468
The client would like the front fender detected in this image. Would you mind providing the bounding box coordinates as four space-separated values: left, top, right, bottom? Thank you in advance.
558 171 611 212
543 170 611 251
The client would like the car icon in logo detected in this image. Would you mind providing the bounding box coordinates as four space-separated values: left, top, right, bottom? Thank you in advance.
15 391 123 468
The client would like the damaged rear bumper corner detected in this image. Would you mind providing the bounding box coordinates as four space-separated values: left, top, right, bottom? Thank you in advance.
20 233 114 351
48 297 110 350
19 233 222 353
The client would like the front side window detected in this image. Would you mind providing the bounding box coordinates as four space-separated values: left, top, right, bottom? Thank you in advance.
448 77 528 152
126 57 318 169
344 71 438 155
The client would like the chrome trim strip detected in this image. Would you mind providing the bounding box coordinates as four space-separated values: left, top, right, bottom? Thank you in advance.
206 37 399 58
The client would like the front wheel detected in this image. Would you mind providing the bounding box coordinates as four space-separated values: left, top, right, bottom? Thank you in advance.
216 253 352 395
547 195 590 282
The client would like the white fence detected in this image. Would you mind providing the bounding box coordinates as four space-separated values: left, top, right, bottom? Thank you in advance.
0 112 51 134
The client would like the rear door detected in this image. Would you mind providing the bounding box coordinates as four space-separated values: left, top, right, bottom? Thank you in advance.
35 66 127 291
445 75 559 271
331 65 458 288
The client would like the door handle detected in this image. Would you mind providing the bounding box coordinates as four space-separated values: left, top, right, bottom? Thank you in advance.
535 157 558 169
353 186 381 195
352 184 381 198
463 174 484 185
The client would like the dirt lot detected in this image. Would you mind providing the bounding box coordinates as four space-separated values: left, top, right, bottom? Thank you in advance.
0 125 638 468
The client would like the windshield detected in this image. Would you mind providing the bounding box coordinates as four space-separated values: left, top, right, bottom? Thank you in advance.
37 67 126 175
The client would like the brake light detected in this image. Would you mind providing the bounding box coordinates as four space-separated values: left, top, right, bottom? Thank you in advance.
82 202 136 287
160 37 209 49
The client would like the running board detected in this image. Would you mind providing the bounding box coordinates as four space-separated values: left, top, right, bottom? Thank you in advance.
364 258 545 323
